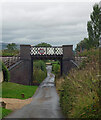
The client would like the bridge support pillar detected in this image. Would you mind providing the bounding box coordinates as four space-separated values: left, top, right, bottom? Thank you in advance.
20 45 33 85
62 45 74 75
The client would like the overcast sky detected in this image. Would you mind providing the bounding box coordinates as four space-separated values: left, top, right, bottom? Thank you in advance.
1 0 100 48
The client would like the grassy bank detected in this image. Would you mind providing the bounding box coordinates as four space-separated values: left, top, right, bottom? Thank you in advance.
0 82 38 99
0 107 12 119
56 49 101 118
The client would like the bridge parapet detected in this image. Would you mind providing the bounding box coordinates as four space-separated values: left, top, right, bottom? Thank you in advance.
30 46 63 56
2 56 20 68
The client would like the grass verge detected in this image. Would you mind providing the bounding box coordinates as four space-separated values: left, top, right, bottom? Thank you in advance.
0 107 12 119
0 82 38 99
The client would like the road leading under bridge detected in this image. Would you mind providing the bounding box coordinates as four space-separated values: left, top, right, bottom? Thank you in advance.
6 65 64 118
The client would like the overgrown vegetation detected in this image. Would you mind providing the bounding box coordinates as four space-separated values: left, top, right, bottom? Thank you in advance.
54 3 101 118
0 107 12 119
52 61 60 78
33 60 47 85
33 59 61 85
77 48 99 57
0 61 10 82
57 49 101 118
0 82 38 99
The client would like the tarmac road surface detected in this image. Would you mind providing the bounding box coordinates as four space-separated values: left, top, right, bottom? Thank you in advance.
6 65 64 118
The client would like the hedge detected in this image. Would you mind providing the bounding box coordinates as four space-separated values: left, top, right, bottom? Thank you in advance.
0 61 10 82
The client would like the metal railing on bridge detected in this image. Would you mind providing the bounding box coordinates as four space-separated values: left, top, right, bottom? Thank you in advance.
30 46 63 56
2 56 20 68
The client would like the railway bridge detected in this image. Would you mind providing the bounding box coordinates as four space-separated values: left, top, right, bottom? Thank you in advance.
3 45 76 85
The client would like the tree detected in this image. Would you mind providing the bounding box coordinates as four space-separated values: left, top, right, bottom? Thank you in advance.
87 21 94 47
36 42 51 47
75 3 101 52
87 4 101 48
75 38 89 52
6 43 17 51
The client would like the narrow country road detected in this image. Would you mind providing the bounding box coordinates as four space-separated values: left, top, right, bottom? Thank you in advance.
6 65 64 118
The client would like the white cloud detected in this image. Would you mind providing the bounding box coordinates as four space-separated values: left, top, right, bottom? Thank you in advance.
1 0 100 3
2 2 98 49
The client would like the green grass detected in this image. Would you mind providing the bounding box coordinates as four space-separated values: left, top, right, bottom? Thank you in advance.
0 82 38 99
0 107 12 119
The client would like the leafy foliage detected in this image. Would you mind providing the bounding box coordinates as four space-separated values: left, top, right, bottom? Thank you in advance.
6 43 17 51
0 61 10 82
75 38 89 52
51 61 61 79
75 4 101 52
35 42 51 47
33 60 47 85
33 60 46 72
88 4 101 48
52 63 60 74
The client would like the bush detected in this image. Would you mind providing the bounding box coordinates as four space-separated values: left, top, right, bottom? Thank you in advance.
33 69 46 84
52 61 60 78
33 60 46 72
78 48 99 57
52 64 60 74
33 60 47 85
0 61 10 82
